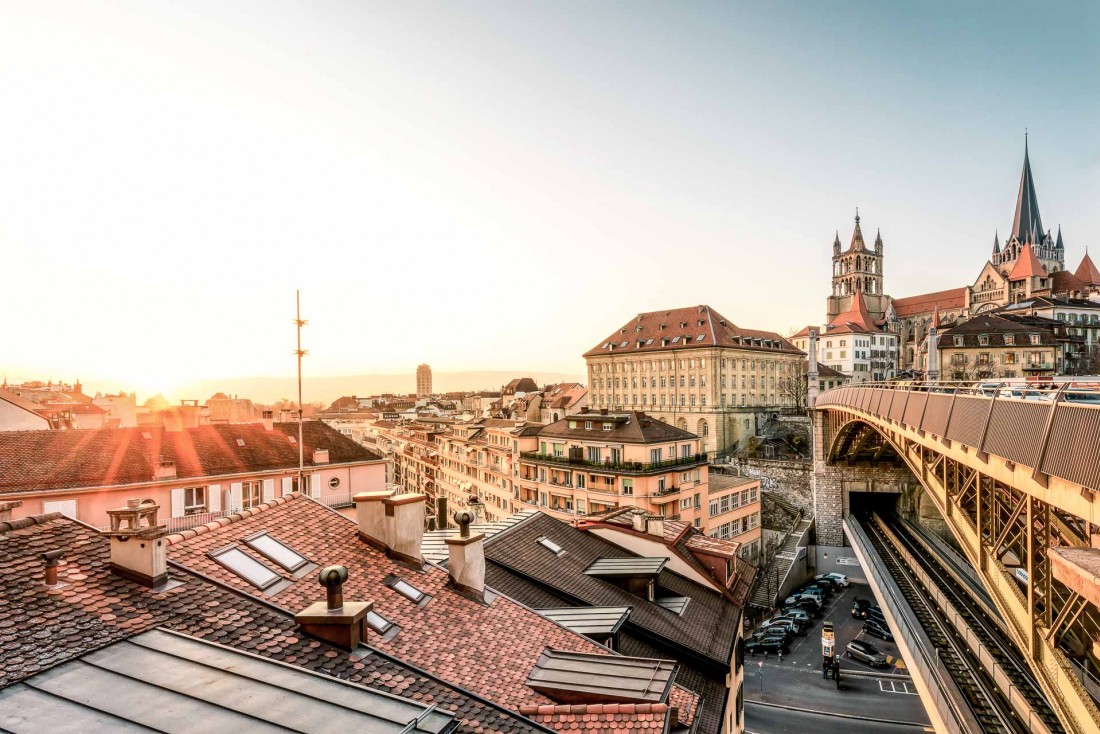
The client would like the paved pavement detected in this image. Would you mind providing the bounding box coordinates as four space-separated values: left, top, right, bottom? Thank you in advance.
745 702 934 734
743 582 930 729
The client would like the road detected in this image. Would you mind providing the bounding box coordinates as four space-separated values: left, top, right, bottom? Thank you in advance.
745 702 934 734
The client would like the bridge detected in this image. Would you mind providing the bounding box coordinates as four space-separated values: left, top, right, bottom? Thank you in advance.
812 381 1100 734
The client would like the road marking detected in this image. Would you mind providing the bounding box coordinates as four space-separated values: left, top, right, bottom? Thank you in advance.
879 679 918 695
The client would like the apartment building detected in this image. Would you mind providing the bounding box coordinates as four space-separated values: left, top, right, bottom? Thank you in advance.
585 305 804 457
513 409 760 540
372 420 448 513
436 418 540 523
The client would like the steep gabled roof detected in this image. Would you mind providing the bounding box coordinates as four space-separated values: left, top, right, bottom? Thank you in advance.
826 288 878 334
1007 243 1047 280
535 411 696 444
1051 269 1087 295
1011 139 1044 244
1076 252 1100 286
891 287 967 318
848 213 865 252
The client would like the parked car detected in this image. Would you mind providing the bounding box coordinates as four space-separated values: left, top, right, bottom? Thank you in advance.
851 598 874 618
799 584 830 600
784 593 821 610
760 618 803 636
863 619 893 641
846 639 888 667
817 572 850 588
770 614 809 632
812 575 840 591
745 636 790 656
778 608 812 626
752 628 791 644
866 607 887 626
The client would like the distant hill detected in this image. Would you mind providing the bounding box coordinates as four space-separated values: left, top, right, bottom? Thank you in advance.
172 370 585 405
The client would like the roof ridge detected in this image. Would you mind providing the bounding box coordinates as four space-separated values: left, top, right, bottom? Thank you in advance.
0 511 64 534
519 703 669 715
165 492 300 545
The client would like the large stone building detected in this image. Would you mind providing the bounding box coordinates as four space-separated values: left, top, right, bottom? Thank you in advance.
584 305 804 457
416 363 432 396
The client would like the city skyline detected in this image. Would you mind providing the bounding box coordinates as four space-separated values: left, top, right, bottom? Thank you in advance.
2 2 1098 399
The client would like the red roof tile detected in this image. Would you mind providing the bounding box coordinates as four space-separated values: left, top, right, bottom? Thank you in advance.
166 494 615 712
1076 252 1100 286
0 421 382 494
826 289 878 334
584 305 801 358
1051 269 1087 295
891 287 967 318
1007 243 1047 280
518 702 670 733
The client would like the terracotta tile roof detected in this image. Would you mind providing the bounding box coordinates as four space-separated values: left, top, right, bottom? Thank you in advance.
584 305 801 358
0 421 382 495
1051 269 1087 295
806 362 848 379
1007 243 1048 280
1075 253 1100 287
0 389 48 422
825 289 878 334
891 287 967 318
166 495 614 712
667 684 699 725
535 411 697 445
0 513 551 734
517 703 669 734
484 513 741 665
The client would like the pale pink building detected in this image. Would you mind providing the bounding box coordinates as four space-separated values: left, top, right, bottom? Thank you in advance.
0 419 388 530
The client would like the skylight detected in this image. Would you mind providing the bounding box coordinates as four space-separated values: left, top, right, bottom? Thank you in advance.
210 546 281 590
288 436 297 444
537 536 564 555
366 610 395 634
244 532 309 572
236 438 246 447
385 575 428 604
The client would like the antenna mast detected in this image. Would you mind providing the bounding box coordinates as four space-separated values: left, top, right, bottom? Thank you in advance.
295 290 308 492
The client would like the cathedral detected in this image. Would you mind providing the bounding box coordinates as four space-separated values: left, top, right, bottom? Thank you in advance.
806 140 1100 375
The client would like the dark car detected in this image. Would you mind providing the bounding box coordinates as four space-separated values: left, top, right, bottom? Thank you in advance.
863 619 893 641
801 582 832 597
846 639 888 667
784 593 821 609
752 628 791 644
770 614 809 633
778 608 812 626
760 618 803 636
745 636 789 656
784 597 822 616
798 585 828 601
866 607 887 626
851 598 875 618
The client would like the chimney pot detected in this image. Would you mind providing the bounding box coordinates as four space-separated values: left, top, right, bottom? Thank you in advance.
101 500 168 587
319 564 348 610
42 549 64 587
295 566 372 650
0 500 23 522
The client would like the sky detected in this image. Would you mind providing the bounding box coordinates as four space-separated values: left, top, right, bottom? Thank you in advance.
1 1 1098 400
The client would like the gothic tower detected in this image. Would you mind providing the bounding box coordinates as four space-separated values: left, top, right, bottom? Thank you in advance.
991 137 1065 275
827 211 890 322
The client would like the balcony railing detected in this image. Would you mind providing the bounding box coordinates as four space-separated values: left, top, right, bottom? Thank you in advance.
519 452 707 474
313 492 355 509
166 510 227 533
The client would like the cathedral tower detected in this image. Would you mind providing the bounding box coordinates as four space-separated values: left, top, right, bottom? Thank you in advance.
827 211 890 322
992 137 1065 274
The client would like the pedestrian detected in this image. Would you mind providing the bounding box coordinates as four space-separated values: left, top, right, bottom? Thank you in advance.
778 650 783 663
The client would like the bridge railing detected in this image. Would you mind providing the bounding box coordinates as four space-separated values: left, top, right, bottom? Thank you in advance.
817 380 1100 493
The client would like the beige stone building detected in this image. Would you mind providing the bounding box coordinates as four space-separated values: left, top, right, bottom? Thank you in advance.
584 305 804 457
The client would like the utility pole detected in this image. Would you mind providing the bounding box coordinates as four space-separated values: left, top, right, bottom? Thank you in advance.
295 290 308 493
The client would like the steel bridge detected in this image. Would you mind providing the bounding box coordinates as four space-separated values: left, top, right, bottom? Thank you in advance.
815 382 1100 734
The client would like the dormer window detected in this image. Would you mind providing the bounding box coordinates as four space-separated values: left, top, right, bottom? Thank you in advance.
954 336 964 347
978 335 990 346
1030 334 1042 345
584 421 593 430
602 423 612 431
1005 334 1015 345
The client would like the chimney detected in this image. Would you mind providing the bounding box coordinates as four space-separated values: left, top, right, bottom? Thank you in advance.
154 458 177 481
630 509 647 533
313 448 330 465
385 493 426 567
436 496 449 531
446 509 486 602
294 565 372 650
353 489 395 551
42 549 64 588
261 410 274 431
101 499 168 587
0 500 22 522
646 516 665 538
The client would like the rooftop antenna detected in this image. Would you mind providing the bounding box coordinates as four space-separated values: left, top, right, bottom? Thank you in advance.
295 290 308 493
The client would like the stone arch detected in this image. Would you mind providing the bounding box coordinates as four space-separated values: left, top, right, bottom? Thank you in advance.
676 417 688 431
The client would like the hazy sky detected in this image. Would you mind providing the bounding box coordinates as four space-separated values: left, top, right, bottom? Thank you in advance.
2 2 1098 399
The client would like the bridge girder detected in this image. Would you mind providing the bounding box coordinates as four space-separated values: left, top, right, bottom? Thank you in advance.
823 407 1100 734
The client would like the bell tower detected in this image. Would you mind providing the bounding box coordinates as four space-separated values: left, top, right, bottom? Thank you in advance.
827 211 888 322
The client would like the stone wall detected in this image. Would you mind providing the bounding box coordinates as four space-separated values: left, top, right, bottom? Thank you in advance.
735 458 813 513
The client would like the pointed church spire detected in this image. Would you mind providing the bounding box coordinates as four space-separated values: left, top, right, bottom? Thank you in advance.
1011 135 1043 244
848 210 865 251
874 228 882 247
931 305 940 329
992 230 1000 254
1055 224 1064 250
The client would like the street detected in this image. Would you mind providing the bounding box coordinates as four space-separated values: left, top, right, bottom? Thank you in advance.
745 702 933 734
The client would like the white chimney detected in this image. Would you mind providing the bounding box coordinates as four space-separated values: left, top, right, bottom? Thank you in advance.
353 490 395 551
385 493 426 567
313 448 330 465
446 509 485 602
102 499 168 587
154 459 176 481
261 410 274 431
646 516 665 538
630 509 647 533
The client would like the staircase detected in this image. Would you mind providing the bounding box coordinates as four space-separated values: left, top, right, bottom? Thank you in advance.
750 516 812 609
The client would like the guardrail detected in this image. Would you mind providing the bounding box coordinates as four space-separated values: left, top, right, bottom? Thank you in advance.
165 511 227 533
817 379 1100 493
312 492 355 509
518 452 708 474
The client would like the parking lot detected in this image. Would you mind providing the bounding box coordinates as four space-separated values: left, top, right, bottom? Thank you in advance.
744 580 930 729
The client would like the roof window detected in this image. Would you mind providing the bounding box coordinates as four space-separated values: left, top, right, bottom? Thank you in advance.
243 531 309 572
141 431 152 440
288 435 297 444
696 334 705 341
209 545 282 590
537 536 564 555
384 574 429 606
236 438 246 447
655 596 691 615
367 609 396 635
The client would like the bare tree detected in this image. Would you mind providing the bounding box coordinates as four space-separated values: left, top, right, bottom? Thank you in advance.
780 358 809 412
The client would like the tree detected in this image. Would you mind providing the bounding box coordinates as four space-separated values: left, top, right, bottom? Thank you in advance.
781 358 809 412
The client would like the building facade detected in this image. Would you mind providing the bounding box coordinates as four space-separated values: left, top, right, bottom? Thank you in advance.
584 305 804 457
416 363 432 396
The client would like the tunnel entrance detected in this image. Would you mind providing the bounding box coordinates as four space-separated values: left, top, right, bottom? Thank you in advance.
847 490 900 519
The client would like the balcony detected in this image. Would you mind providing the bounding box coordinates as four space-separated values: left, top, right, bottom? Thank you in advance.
519 452 707 475
1023 362 1055 372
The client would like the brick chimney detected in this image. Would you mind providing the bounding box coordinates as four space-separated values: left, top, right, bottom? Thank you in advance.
446 509 486 602
646 516 665 538
101 499 168 587
294 565 372 650
313 448 330 465
385 493 425 567
154 458 177 481
261 410 274 431
630 509 647 533
353 489 395 551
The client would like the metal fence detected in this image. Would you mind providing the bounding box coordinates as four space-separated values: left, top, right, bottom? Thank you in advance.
165 511 227 533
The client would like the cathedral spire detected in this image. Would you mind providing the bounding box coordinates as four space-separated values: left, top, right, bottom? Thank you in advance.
1011 135 1043 244
992 230 1000 255
848 210 865 251
1055 224 1064 250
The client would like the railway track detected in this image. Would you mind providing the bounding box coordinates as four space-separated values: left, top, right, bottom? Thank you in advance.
858 513 1030 733
880 514 1063 733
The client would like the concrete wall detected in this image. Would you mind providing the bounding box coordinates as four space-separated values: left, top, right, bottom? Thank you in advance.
0 398 50 431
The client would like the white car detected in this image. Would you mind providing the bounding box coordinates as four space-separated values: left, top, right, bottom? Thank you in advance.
817 572 850 588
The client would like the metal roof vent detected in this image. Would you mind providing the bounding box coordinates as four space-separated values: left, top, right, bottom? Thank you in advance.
294 565 372 650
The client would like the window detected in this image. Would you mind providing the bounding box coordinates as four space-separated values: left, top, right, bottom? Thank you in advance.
954 336 964 347
680 497 691 510
587 447 602 462
538 536 564 555
367 610 395 635
328 477 340 489
183 487 206 515
584 421 593 430
602 423 613 431
385 575 428 605
242 481 263 509
622 478 634 495
650 448 661 463
209 546 281 590
1030 334 1042 345
244 532 310 572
